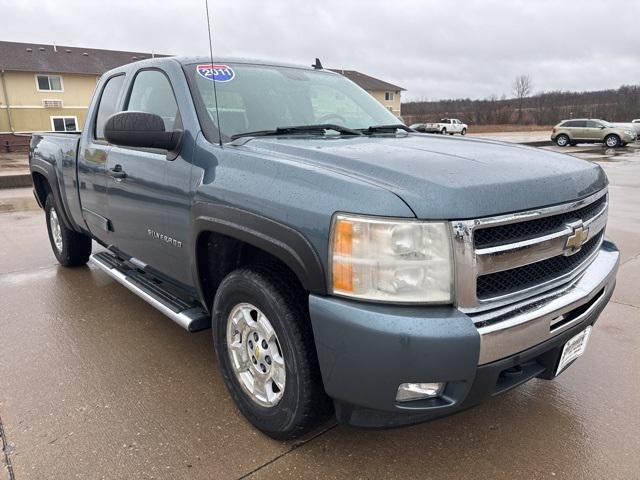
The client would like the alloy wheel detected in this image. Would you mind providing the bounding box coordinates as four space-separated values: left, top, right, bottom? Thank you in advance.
226 303 286 407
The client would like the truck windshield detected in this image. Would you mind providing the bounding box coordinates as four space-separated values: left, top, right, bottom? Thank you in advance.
186 62 401 142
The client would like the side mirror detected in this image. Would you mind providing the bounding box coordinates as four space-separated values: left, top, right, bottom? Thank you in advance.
104 111 182 151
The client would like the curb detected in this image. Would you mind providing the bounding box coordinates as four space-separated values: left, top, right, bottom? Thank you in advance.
520 140 553 147
0 173 32 189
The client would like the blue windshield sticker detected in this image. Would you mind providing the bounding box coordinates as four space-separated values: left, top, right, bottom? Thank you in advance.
196 64 235 82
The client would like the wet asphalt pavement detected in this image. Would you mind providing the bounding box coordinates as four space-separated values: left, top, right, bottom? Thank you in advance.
1 143 639 479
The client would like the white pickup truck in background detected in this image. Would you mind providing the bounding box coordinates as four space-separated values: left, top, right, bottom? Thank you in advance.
410 118 468 135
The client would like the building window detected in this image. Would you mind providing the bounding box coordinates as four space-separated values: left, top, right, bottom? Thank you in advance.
384 91 394 101
50 116 78 132
36 74 63 92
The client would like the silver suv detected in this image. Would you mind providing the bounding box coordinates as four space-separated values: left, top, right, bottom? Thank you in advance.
551 119 636 148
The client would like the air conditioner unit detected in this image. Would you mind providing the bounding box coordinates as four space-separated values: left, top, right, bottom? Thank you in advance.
43 99 63 109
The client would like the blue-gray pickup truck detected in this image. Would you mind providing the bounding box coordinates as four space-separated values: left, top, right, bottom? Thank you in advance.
29 57 619 440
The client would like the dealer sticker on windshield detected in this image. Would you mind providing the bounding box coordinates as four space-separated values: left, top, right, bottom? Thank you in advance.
196 64 235 82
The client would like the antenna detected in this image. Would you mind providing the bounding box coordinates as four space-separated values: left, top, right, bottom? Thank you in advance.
312 58 323 70
205 0 223 147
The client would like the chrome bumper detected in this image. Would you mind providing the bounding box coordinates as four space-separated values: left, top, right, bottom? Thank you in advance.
474 241 619 365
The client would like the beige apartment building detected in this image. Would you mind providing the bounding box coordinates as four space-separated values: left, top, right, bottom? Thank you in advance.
0 41 161 133
330 69 405 116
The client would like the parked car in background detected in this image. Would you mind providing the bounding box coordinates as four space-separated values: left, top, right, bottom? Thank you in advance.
551 119 636 148
614 121 640 137
410 118 467 135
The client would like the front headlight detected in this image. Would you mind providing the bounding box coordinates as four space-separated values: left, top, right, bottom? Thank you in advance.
624 129 634 136
329 214 453 303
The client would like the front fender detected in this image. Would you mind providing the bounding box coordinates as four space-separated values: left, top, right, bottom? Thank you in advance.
191 202 327 300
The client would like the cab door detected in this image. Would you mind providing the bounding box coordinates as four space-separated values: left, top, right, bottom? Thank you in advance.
77 74 125 240
105 68 192 284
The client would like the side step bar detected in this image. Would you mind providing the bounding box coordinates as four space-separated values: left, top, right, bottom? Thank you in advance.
90 252 210 332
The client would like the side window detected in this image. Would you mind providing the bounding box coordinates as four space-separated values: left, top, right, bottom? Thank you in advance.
573 121 587 128
586 121 600 128
94 75 125 141
126 70 178 131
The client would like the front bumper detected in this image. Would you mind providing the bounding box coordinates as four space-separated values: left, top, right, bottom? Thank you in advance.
309 241 619 428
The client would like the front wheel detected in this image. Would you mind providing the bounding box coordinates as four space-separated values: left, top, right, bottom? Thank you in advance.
605 134 621 148
212 267 330 440
461 128 467 135
45 194 91 266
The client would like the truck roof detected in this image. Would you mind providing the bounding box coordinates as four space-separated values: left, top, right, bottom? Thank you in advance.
176 56 330 72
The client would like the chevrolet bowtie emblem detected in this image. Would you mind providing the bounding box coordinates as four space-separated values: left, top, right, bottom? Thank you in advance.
565 221 589 254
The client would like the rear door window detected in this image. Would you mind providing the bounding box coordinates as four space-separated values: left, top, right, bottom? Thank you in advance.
94 75 125 141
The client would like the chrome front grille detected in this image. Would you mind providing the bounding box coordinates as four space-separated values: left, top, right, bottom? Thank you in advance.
476 232 603 299
474 194 607 249
452 188 608 313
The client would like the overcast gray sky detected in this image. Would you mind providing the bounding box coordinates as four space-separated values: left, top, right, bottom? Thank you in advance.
3 0 639 101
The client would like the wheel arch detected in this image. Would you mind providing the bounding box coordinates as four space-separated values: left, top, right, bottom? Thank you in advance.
30 164 77 231
31 171 50 208
192 204 326 310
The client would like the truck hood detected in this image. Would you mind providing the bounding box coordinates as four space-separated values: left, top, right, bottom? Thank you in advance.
240 134 607 219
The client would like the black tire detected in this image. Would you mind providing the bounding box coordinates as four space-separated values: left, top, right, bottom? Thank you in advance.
555 134 570 147
212 266 330 440
604 134 621 148
441 128 447 135
44 194 91 266
461 128 467 135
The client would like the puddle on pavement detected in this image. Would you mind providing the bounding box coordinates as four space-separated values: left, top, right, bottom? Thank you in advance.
544 144 640 163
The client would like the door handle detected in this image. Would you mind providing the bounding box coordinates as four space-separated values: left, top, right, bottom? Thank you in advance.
109 164 127 179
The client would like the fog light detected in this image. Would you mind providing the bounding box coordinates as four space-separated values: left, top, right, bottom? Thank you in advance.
396 382 445 402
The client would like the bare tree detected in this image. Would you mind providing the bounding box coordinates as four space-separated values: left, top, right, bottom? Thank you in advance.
513 75 533 123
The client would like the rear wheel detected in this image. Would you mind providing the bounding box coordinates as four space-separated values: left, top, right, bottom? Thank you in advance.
605 134 621 148
441 128 447 135
555 134 570 147
212 266 330 440
45 194 91 266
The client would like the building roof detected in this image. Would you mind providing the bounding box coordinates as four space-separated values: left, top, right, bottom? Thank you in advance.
329 69 405 92
0 41 168 76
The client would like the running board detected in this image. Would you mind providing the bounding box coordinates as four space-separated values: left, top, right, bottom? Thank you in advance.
90 252 210 332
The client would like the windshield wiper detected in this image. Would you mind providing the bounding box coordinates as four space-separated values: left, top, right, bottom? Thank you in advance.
359 124 413 134
230 124 362 141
